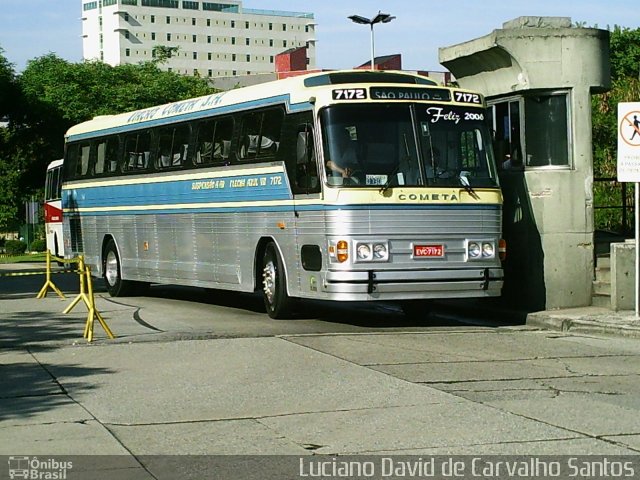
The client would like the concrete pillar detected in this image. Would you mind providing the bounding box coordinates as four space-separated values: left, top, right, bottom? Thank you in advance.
439 17 610 311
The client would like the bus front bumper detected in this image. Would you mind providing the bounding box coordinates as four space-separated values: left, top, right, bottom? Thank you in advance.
323 267 503 301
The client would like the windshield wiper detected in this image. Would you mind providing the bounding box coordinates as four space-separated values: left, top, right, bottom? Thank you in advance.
379 164 400 194
459 171 480 200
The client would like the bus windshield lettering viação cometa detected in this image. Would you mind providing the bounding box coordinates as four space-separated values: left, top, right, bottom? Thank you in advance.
62 70 505 318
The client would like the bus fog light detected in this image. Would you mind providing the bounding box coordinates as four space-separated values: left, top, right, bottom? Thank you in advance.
373 243 388 260
468 242 481 258
357 244 372 260
482 242 495 258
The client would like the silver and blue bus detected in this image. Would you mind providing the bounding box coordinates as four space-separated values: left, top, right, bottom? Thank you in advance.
62 70 504 318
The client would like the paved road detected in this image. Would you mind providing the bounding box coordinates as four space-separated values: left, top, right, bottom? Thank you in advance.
2 265 640 478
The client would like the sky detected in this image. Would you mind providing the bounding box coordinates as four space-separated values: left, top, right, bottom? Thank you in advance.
0 0 638 73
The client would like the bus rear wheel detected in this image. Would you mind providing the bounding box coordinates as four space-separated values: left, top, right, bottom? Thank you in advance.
261 242 292 319
103 240 138 297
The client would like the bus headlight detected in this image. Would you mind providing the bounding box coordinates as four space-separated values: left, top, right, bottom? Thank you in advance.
468 242 481 258
353 241 389 263
373 243 388 260
357 244 372 260
466 240 496 261
482 242 495 258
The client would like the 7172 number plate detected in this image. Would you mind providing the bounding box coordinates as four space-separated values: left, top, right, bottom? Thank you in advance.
413 244 444 258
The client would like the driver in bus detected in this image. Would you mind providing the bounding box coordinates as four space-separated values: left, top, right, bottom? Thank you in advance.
327 128 359 178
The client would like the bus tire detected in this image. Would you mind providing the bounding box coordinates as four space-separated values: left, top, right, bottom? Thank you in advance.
103 239 136 297
261 242 292 319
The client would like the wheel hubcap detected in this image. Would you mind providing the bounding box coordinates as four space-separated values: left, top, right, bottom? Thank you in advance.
262 261 275 304
105 251 119 287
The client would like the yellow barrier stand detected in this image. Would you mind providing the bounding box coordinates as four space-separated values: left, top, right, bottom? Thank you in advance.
62 256 87 315
82 265 115 343
36 250 66 300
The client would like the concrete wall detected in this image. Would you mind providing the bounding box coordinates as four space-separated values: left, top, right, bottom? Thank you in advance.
439 17 610 311
612 241 636 311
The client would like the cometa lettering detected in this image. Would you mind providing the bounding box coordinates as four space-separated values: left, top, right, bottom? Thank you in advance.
398 193 458 201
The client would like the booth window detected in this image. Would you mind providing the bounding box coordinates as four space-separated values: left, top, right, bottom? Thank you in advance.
524 93 569 167
488 90 570 170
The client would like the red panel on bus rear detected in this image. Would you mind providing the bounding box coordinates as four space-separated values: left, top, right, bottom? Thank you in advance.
44 203 63 223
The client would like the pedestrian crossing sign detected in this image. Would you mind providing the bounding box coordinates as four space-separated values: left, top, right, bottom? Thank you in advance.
618 102 640 182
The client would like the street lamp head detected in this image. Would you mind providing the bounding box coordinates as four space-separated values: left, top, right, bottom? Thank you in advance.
348 11 395 70
348 14 372 25
372 12 395 25
349 12 396 25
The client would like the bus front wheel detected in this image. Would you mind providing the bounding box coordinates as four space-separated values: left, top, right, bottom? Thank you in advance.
103 240 137 297
261 242 292 319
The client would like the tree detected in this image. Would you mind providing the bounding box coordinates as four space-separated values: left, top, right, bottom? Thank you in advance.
0 47 23 230
592 26 640 233
152 45 180 64
0 53 216 230
0 47 19 119
609 26 640 81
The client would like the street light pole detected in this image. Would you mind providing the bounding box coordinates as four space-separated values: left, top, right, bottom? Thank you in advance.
369 23 375 72
348 11 396 71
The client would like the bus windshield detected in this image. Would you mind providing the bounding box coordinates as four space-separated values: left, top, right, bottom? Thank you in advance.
320 103 498 188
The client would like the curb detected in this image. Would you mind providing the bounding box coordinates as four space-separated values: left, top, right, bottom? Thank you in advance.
526 310 640 339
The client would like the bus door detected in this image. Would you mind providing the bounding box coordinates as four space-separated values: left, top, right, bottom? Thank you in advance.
290 123 323 290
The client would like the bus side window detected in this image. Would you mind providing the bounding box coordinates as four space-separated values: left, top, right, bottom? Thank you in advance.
65 144 79 180
123 131 152 172
238 112 261 160
260 109 283 158
216 118 233 162
194 120 216 165
238 108 283 161
157 124 190 169
95 141 107 174
54 167 62 199
194 117 233 166
78 143 91 177
106 137 120 173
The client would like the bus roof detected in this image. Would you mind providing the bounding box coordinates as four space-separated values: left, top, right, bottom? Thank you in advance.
47 159 64 169
65 70 478 142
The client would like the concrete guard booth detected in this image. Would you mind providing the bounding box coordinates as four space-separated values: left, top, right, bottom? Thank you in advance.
439 17 611 311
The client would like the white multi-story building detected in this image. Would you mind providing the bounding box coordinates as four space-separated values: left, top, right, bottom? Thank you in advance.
81 0 316 78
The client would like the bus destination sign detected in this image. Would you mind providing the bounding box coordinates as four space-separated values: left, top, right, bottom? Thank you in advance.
370 87 451 102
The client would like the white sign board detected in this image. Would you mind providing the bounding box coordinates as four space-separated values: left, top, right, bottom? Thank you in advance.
618 102 640 182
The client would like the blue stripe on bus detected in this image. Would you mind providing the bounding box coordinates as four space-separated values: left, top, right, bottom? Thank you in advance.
63 172 292 209
68 203 501 216
66 95 313 142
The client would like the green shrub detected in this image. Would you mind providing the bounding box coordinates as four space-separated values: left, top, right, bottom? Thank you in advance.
5 240 27 255
30 239 47 252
